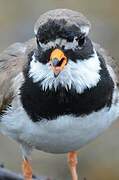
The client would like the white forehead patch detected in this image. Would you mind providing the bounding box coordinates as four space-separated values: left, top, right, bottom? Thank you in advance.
80 25 90 36
29 50 101 93
37 38 80 51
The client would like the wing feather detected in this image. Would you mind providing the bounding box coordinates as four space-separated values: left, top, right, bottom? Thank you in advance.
94 42 119 85
0 39 36 113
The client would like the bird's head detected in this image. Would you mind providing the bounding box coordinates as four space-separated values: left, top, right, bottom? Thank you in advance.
28 9 101 93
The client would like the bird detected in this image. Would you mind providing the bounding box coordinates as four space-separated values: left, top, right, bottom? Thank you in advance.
0 8 119 180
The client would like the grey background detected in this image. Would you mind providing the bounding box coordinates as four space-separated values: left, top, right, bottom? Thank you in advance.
0 0 119 179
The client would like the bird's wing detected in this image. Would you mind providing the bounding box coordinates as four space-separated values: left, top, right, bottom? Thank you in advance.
0 39 36 113
94 42 119 85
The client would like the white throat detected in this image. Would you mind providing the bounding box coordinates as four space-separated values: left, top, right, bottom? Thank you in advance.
29 50 101 93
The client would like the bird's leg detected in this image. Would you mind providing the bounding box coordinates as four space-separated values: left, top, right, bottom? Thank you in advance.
22 157 32 180
21 144 33 180
67 151 78 180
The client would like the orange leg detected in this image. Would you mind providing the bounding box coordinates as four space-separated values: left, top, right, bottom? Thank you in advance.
22 158 32 180
67 151 78 180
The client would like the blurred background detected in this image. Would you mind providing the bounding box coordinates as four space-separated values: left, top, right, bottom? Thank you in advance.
0 0 119 179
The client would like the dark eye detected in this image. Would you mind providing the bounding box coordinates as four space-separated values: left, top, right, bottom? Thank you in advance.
76 36 86 47
36 34 48 45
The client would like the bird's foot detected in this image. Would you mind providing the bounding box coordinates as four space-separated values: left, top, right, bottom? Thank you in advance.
68 151 78 180
22 158 32 180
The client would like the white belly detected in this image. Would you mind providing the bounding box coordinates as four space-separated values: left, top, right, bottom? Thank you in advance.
1 102 119 154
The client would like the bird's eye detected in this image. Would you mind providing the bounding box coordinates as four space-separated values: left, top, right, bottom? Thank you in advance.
75 35 86 47
36 35 46 45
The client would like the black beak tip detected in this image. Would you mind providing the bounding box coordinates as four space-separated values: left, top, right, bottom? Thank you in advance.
52 58 59 67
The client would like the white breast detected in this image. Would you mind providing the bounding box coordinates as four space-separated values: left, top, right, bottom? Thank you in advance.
1 96 119 154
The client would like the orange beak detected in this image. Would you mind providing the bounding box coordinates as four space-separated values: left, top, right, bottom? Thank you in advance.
50 49 67 76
